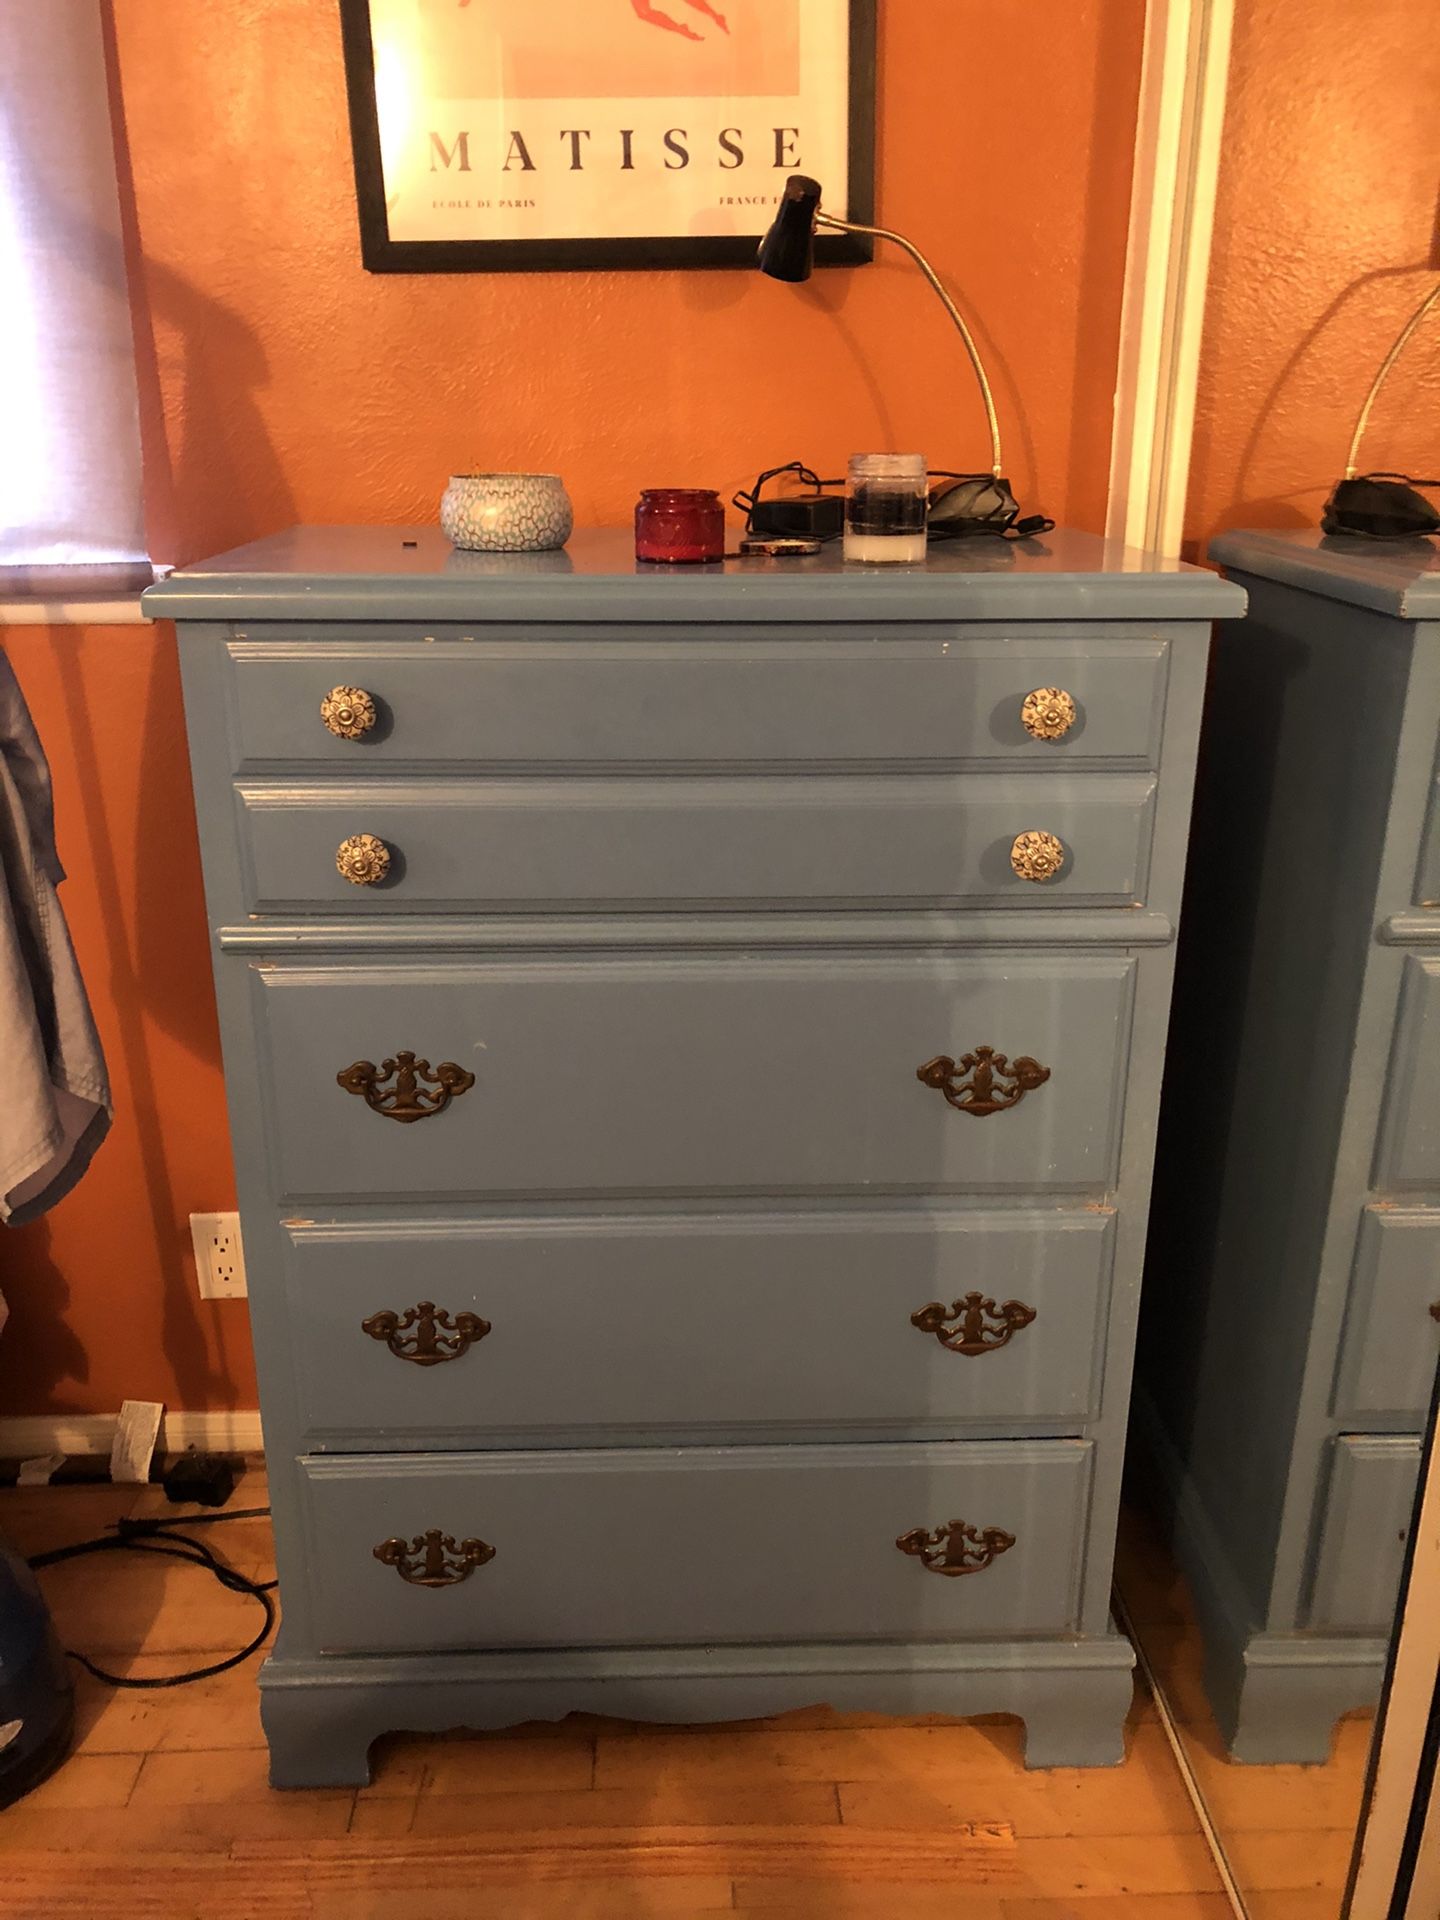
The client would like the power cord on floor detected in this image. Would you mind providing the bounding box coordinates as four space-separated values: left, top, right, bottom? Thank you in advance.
27 1506 278 1689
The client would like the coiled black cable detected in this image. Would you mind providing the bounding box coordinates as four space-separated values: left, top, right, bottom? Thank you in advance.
28 1506 277 1688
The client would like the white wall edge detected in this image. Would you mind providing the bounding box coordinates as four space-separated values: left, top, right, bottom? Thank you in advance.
0 1410 265 1459
1106 0 1236 558
0 599 149 626
1348 1398 1440 1917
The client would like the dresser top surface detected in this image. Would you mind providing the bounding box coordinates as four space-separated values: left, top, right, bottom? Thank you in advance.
143 525 1243 624
1210 528 1440 619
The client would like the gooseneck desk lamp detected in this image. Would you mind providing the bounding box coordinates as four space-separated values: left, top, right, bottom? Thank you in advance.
1322 277 1440 540
756 173 1051 540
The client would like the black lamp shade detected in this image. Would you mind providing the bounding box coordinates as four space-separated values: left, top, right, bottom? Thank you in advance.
757 174 823 282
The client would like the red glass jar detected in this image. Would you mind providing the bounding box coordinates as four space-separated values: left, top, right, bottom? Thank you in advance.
635 488 725 564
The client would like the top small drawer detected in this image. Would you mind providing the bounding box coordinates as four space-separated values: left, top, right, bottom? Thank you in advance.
221 628 1170 771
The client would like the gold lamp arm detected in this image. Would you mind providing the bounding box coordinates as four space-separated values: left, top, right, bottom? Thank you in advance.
815 210 1004 477
1344 278 1440 480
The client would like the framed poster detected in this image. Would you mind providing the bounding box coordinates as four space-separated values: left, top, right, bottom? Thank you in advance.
339 0 875 272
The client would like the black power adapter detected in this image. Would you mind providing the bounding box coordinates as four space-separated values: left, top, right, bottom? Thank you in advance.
161 1451 239 1507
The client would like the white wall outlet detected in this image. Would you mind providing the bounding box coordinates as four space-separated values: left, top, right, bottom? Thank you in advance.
189 1211 247 1299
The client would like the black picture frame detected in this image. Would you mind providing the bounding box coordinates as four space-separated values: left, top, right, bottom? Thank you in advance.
338 0 875 273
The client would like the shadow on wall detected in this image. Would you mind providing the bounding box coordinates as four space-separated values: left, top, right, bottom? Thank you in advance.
102 0 297 564
1187 262 1440 555
77 635 228 1408
1061 0 1144 521
0 627 242 1417
0 1222 89 1414
127 247 299 566
0 9 283 1421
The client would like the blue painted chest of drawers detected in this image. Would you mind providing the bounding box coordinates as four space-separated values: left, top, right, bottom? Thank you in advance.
1136 529 1440 1764
144 525 1239 1785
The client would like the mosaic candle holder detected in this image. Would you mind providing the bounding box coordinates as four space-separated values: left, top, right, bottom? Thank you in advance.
440 473 573 553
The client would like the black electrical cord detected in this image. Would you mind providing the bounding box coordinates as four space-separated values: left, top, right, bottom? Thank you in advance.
27 1505 278 1688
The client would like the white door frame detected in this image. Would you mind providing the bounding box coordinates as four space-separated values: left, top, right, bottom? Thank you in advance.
1110 10 1440 1915
1346 1385 1440 1919
1106 0 1235 558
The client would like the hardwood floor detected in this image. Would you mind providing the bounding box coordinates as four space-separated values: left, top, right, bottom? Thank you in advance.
0 1468 1363 1919
1114 1506 1374 1920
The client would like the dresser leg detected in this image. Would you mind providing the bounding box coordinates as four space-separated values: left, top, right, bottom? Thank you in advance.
255 1642 1141 1780
1201 1632 1386 1766
1018 1666 1135 1769
260 1686 379 1789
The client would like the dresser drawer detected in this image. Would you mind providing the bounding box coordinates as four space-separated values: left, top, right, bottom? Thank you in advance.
1413 749 1440 909
298 1439 1092 1653
1374 956 1440 1191
252 952 1134 1200
238 773 1157 912
1307 1435 1421 1632
225 631 1170 770
1334 1208 1440 1424
284 1207 1115 1445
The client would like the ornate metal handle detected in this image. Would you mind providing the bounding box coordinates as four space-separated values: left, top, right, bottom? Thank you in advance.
336 833 391 886
917 1047 1050 1116
911 1293 1037 1355
1021 687 1077 741
897 1519 1016 1577
1011 829 1066 883
374 1530 495 1587
337 1051 475 1123
362 1301 491 1365
320 685 378 740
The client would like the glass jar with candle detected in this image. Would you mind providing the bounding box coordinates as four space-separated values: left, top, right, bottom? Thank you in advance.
844 453 928 564
635 488 726 564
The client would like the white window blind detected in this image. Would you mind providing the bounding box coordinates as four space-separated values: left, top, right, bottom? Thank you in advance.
0 0 148 589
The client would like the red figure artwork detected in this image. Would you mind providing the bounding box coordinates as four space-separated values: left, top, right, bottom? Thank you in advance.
630 0 730 39
458 0 730 40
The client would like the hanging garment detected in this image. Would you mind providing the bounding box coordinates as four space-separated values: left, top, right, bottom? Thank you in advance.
0 650 110 1226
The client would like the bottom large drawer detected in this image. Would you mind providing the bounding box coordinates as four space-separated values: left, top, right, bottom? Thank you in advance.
299 1440 1092 1654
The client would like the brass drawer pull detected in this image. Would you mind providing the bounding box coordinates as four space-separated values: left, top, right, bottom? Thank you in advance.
374 1530 495 1587
1011 829 1066 882
897 1519 1016 1577
320 685 378 739
917 1047 1050 1116
336 833 391 886
362 1301 491 1365
337 1051 475 1123
1021 687 1077 741
911 1293 1037 1355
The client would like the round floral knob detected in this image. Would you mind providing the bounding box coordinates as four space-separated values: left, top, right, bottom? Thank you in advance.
336 833 391 887
1010 830 1066 883
1021 688 1077 741
320 686 377 740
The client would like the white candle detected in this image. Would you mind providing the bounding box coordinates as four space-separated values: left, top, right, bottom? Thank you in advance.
843 529 928 565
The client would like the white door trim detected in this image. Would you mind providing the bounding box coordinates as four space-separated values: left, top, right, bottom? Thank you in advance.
0 1410 265 1461
1347 1387 1440 1918
1106 0 1235 558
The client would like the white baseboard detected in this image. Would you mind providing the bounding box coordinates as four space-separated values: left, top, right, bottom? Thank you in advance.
0 1410 265 1459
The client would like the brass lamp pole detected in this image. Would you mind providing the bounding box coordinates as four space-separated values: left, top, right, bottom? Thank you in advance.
757 174 1004 480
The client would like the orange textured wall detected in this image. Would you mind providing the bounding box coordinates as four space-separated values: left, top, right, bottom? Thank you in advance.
118 0 1145 562
1186 0 1440 549
3 0 1145 1417
0 626 254 1419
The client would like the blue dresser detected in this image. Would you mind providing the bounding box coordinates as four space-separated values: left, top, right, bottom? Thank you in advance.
144 526 1239 1785
1137 530 1440 1763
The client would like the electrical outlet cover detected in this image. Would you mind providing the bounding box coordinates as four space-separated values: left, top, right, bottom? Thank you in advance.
189 1211 247 1299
